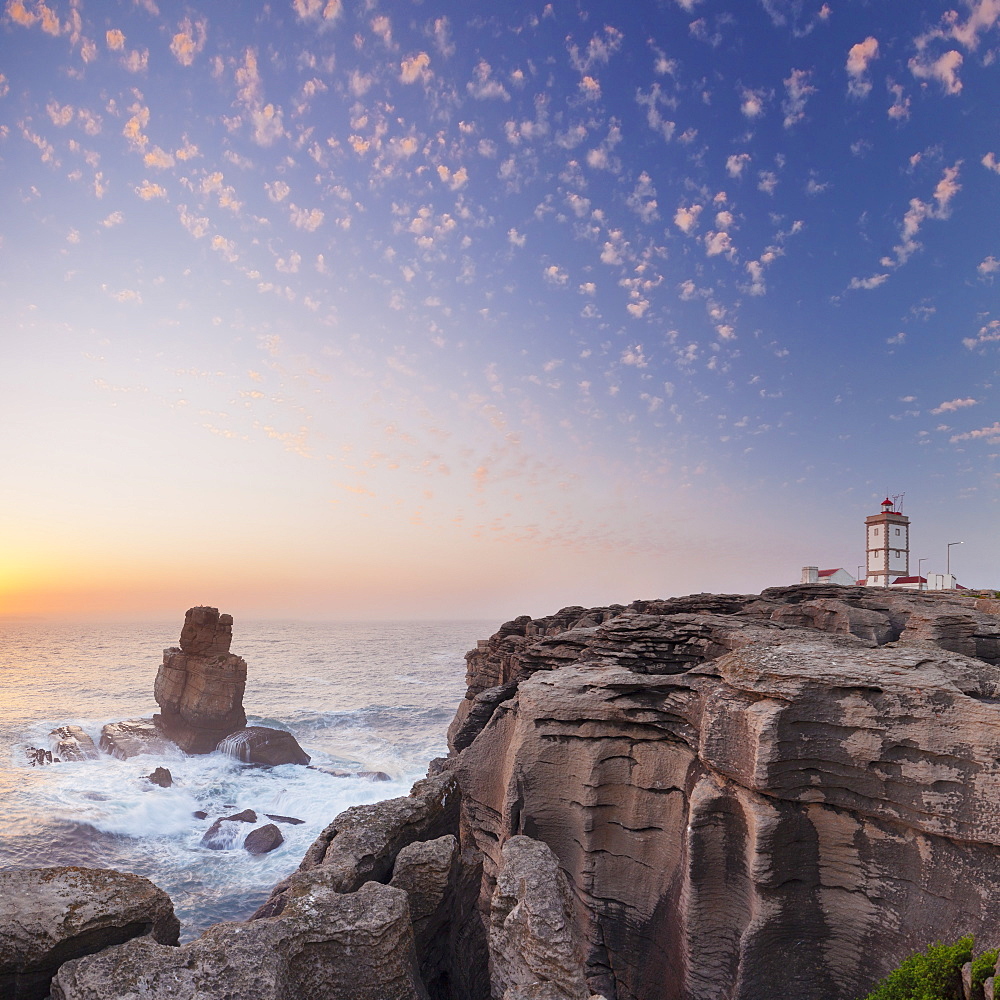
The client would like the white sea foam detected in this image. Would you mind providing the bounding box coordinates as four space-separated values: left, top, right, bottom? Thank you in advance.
0 617 487 940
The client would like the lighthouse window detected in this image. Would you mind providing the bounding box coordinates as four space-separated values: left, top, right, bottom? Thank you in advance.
874 528 879 536
895 528 900 535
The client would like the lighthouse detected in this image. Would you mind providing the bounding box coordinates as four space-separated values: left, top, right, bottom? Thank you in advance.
864 497 910 587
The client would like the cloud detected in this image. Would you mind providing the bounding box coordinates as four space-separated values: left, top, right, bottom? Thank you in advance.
400 52 432 85
144 145 174 169
740 87 768 118
635 84 676 142
983 152 1000 174
932 397 978 414
507 228 526 247
106 28 125 50
963 318 1000 349
674 203 702 234
626 172 659 223
847 36 879 98
880 163 962 268
170 16 207 66
909 49 963 94
848 273 889 290
704 230 734 258
292 0 341 22
726 153 750 178
467 60 509 101
102 210 124 227
782 68 815 127
431 17 455 57
136 179 167 199
567 26 624 73
266 180 290 202
757 170 778 194
543 264 568 286
621 344 647 367
979 255 1000 277
949 423 1000 444
887 82 911 120
289 204 324 231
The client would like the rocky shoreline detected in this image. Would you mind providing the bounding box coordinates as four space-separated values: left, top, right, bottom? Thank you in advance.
4 585 1000 999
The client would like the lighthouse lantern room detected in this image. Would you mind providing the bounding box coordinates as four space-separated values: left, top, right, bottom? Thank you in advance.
865 497 910 587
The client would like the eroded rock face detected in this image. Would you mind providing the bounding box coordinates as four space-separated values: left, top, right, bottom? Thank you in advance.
0 867 179 1000
51 880 427 1000
153 606 248 754
449 586 1000 1000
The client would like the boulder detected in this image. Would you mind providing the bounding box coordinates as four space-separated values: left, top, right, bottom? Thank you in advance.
153 607 248 754
266 814 304 825
49 727 98 762
51 880 427 1000
201 810 257 850
0 866 178 1000
216 726 310 766
244 824 284 855
146 767 172 788
98 718 175 759
254 770 459 918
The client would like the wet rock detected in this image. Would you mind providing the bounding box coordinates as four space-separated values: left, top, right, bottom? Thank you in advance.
192 810 208 820
359 770 392 781
146 767 172 788
23 747 54 766
51 881 427 1000
244 824 284 855
201 809 258 849
49 727 98 762
266 814 304 825
254 769 459 918
98 718 175 760
153 607 248 754
216 726 310 766
0 866 178 1000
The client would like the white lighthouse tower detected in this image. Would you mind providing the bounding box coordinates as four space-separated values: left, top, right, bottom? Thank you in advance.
865 497 910 587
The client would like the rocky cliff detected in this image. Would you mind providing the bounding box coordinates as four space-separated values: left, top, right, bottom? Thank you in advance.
19 585 1000 1000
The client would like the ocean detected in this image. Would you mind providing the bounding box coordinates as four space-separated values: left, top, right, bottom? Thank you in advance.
0 617 490 941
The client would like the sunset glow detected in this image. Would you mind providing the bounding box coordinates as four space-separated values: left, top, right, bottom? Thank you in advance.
2 0 998 620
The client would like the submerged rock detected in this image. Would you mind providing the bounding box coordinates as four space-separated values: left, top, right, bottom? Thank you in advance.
265 814 304 825
0 866 178 1000
216 726 310 766
153 607 248 754
49 727 98 762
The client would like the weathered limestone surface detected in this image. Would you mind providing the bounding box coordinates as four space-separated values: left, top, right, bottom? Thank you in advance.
0 867 178 1000
153 606 248 753
51 880 428 1000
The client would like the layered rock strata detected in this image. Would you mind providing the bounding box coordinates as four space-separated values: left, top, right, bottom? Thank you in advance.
153 606 249 753
30 586 1000 1000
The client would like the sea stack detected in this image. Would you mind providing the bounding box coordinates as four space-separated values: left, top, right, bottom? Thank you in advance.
152 607 248 754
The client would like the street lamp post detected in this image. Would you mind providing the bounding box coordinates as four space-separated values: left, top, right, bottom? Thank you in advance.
947 541 963 583
918 557 927 590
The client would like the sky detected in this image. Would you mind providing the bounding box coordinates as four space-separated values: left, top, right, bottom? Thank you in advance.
1 0 998 622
